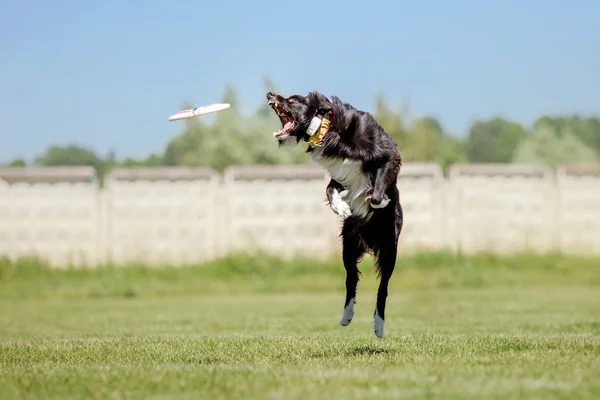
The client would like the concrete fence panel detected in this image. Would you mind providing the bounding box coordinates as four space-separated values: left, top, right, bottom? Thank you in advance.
2 162 600 266
103 167 220 266
396 163 445 252
222 165 337 258
0 167 99 267
448 164 557 253
556 163 600 254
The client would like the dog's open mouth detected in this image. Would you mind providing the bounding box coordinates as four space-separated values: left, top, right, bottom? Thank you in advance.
268 101 296 139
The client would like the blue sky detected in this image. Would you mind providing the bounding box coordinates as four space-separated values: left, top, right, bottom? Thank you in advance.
1 0 598 163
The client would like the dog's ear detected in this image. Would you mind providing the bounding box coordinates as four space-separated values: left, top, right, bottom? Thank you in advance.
307 91 333 114
330 95 350 130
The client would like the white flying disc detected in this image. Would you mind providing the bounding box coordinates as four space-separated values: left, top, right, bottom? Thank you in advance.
168 103 231 121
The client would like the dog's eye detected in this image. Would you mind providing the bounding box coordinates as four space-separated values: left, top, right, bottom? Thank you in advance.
288 98 296 103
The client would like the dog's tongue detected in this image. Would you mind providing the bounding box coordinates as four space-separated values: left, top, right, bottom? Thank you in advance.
279 114 293 134
274 121 294 137
273 113 294 138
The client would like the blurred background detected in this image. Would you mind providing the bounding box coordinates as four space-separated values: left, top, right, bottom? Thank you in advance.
1 1 599 266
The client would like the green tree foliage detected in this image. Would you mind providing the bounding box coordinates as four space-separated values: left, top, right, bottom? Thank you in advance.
533 115 600 156
120 153 164 167
373 94 407 147
373 96 467 171
5 159 26 167
465 118 527 163
162 83 307 171
513 122 598 167
5 81 599 176
35 145 103 169
33 144 110 185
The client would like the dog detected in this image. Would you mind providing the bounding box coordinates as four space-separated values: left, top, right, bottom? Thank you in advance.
266 90 403 338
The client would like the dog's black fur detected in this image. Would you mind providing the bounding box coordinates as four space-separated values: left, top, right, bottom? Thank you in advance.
266 91 403 338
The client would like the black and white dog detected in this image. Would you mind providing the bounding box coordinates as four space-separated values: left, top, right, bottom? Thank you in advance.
266 91 403 338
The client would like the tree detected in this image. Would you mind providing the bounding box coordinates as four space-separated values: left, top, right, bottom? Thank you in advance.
34 144 108 185
401 116 443 162
465 118 527 163
16 80 599 175
162 87 255 171
244 109 308 165
35 144 104 171
120 153 164 167
435 135 468 172
5 159 26 167
373 94 407 147
513 123 598 167
400 116 467 171
534 115 600 156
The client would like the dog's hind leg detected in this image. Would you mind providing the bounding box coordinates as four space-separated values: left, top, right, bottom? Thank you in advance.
373 242 398 339
339 222 365 327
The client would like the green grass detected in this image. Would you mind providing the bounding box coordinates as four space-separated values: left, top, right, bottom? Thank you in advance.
0 252 599 399
1 251 599 299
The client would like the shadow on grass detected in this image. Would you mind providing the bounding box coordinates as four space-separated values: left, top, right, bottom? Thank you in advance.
346 344 390 356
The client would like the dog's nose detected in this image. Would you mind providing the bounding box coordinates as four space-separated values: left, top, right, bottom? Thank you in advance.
266 92 275 99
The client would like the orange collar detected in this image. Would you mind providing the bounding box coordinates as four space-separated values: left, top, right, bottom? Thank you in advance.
307 112 332 148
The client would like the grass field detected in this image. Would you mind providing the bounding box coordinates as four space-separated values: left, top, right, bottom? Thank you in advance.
1 252 599 399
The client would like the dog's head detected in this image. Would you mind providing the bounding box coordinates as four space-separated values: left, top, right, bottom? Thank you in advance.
266 91 333 145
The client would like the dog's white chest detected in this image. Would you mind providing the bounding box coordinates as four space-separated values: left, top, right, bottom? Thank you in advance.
310 148 373 218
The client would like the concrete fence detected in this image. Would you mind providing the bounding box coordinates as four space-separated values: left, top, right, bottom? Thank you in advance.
1 162 600 267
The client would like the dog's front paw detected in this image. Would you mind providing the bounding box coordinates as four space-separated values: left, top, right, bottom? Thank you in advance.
370 195 390 209
365 190 390 209
330 190 352 219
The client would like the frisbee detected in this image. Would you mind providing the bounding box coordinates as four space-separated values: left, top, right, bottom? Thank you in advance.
168 103 231 121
